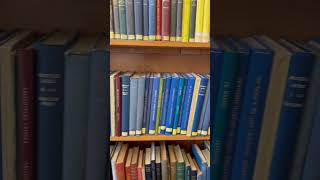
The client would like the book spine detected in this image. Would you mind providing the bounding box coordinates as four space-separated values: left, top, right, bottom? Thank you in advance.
172 77 185 135
110 74 116 137
188 0 197 42
145 164 152 180
194 0 205 42
138 167 143 180
113 0 121 38
156 162 162 180
129 78 138 135
156 0 162 40
269 53 314 180
197 82 209 134
115 75 122 136
170 0 177 41
185 166 191 180
170 162 177 180
119 0 128 39
143 0 149 40
200 93 210 136
155 78 164 134
165 76 180 135
192 145 207 180
161 0 171 41
142 76 150 134
131 164 138 180
146 77 154 134
177 77 187 134
110 0 115 39
191 170 197 180
151 161 156 180
149 76 160 135
148 0 156 40
160 76 171 134
116 163 126 180
176 0 183 41
126 0 135 39
181 0 191 42
136 76 146 135
126 165 132 180
201 0 210 42
16 49 35 180
180 77 195 134
176 163 185 180
134 0 144 40
161 160 168 180
121 75 131 136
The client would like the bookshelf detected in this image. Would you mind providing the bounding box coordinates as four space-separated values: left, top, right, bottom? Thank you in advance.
110 135 210 142
110 40 210 49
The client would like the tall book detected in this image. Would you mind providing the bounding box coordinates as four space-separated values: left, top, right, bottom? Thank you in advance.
111 143 123 180
115 73 122 136
151 142 156 180
148 0 157 40
200 90 210 136
126 0 135 39
149 73 161 134
63 36 97 180
160 141 169 180
165 74 180 135
268 39 315 180
202 149 210 180
181 0 191 42
116 144 129 180
161 0 170 41
134 0 143 40
126 148 134 180
202 0 210 42
156 146 162 180
231 37 274 180
110 71 121 137
142 74 151 134
34 32 77 180
156 0 162 40
145 148 152 180
193 159 202 180
174 145 185 180
113 0 121 38
181 150 191 180
168 145 177 180
176 0 183 41
121 72 134 136
159 74 172 134
143 0 149 40
170 0 177 41
172 75 186 135
187 154 197 180
252 36 292 180
192 144 207 180
110 0 114 39
131 147 140 180
177 75 188 134
194 0 205 42
119 0 127 39
197 81 209 135
136 74 146 135
146 74 154 134
138 150 144 180
188 0 197 42
129 74 139 136
155 76 164 134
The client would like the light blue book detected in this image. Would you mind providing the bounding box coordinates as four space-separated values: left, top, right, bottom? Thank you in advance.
165 73 180 135
136 74 146 135
197 77 210 135
148 0 156 40
200 92 210 136
192 144 207 180
149 73 160 135
129 74 139 136
159 74 172 134
172 74 186 135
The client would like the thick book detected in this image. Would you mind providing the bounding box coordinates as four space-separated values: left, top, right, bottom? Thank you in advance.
231 37 274 180
197 80 209 135
116 144 129 180
126 148 134 180
187 154 197 180
161 0 171 41
151 143 156 180
143 0 149 40
115 73 122 136
34 32 77 180
146 74 154 134
111 143 123 180
174 145 185 180
172 75 186 135
188 0 197 42
16 44 36 180
168 145 177 180
126 0 135 39
134 0 143 40
181 150 191 180
170 0 177 41
145 148 152 180
113 0 121 38
138 150 144 180
156 0 162 40
63 36 97 180
181 0 191 42
192 144 207 180
160 74 172 134
121 72 134 136
156 146 162 180
202 0 210 42
155 76 164 134
136 74 146 135
165 74 180 135
195 0 205 42
160 141 169 180
176 0 183 41
129 74 139 136
110 72 120 137
268 39 315 180
119 0 128 39
142 74 151 134
177 75 188 134
149 73 161 134
148 0 157 40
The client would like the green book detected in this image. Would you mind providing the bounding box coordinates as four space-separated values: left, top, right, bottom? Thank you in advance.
118 0 127 39
155 76 164 135
174 145 185 180
181 149 191 180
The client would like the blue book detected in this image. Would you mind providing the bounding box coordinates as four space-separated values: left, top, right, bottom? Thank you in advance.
165 73 180 135
148 0 156 40
197 76 210 135
121 72 134 136
200 92 210 136
268 39 315 180
136 74 146 135
159 74 172 134
231 37 274 180
172 74 186 135
129 74 139 136
149 73 160 135
177 75 188 134
134 0 143 39
34 32 77 180
86 39 109 180
142 74 150 134
146 73 154 134
221 38 250 180
192 144 207 180
180 73 196 134
143 0 149 40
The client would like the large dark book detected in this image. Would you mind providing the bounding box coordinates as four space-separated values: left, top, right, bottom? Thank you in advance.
151 142 157 180
170 0 177 41
189 0 197 42
63 36 97 180
156 146 162 180
175 0 183 41
34 32 77 180
145 148 152 180
134 0 143 40
115 73 122 136
161 0 170 41
121 72 134 136
126 0 135 39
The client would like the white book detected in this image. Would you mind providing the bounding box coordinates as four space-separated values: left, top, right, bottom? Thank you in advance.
110 71 120 136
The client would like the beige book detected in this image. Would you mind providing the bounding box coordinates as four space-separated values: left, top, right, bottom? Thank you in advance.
193 158 202 179
187 153 196 172
160 141 169 180
168 145 177 180
253 36 292 180
111 142 123 180
110 71 120 136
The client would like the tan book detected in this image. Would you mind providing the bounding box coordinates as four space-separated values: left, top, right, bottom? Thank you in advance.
110 71 120 137
253 36 292 180
187 153 197 179
137 150 144 180
168 145 177 180
111 142 123 180
160 141 169 180
131 147 140 180
116 143 129 180
142 152 146 180
110 145 115 156
126 148 134 180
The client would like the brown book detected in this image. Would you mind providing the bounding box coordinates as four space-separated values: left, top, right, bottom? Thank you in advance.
160 141 168 180
115 73 121 136
116 144 129 180
161 0 171 41
137 150 144 180
168 145 177 180
126 148 134 180
131 147 140 180
156 0 162 40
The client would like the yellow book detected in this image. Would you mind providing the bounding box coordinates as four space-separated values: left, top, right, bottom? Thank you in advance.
181 0 191 42
186 74 201 136
195 0 205 42
202 0 210 42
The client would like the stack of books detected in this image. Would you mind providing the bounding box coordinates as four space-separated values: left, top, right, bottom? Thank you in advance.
110 141 210 180
110 72 210 137
110 0 210 42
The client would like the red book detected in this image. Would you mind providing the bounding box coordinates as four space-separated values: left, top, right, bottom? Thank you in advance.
116 144 129 180
115 74 121 136
131 147 139 180
126 148 133 180
161 0 171 41
156 0 162 40
137 150 144 180
16 48 35 180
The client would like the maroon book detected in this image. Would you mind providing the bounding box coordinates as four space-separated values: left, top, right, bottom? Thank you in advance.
156 0 162 40
115 74 121 136
161 0 171 41
16 48 35 180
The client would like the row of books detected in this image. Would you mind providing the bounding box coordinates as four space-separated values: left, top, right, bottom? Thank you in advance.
0 30 108 180
110 0 210 42
110 141 210 180
210 36 320 180
110 72 210 137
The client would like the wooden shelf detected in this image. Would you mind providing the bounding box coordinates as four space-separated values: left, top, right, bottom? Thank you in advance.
110 135 210 142
110 39 210 49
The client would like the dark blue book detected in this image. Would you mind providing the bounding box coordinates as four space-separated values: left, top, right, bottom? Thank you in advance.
34 32 77 180
143 0 149 40
134 0 143 39
149 73 160 135
200 92 210 136
192 144 207 180
231 37 274 180
148 0 156 40
142 74 151 134
172 74 186 135
165 73 180 135
121 72 134 136
146 73 154 134
159 74 172 134
269 39 315 180
197 77 210 135
177 75 188 134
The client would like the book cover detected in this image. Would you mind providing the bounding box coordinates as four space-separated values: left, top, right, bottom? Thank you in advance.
119 0 128 39
165 74 180 135
126 148 134 180
181 0 191 42
176 0 183 41
170 0 177 41
160 141 169 180
155 76 164 134
168 145 177 180
121 72 134 136
201 0 210 42
188 0 197 42
148 0 157 40
192 144 207 180
156 0 162 40
116 144 129 180
197 80 209 135
146 74 154 134
195 0 205 42
115 73 122 136
134 0 144 40
193 159 203 180
160 74 172 134
200 92 210 136
174 145 185 180
161 0 170 41
172 75 186 135
177 75 188 134
142 74 151 134
129 74 139 136
149 73 160 135
202 149 210 180
143 0 149 40
136 74 146 135
126 0 136 39
113 0 121 38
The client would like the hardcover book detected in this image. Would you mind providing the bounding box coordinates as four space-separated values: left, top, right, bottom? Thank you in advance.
119 0 128 39
126 0 136 39
113 0 121 38
181 0 191 42
161 0 171 41
134 0 144 40
143 0 149 40
170 0 177 41
148 0 157 40
121 72 134 136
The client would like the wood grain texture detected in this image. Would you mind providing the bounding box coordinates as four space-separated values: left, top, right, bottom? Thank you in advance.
110 135 210 141
111 40 210 49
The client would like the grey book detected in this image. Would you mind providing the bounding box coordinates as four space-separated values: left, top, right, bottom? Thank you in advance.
129 74 139 136
143 0 149 40
170 0 177 41
136 74 146 135
197 80 210 134
189 0 197 42
175 0 183 41
110 0 114 37
126 0 135 39
118 0 127 39
134 0 143 40
112 0 121 38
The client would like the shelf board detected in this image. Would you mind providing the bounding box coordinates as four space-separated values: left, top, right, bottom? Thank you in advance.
110 39 210 49
110 135 210 142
